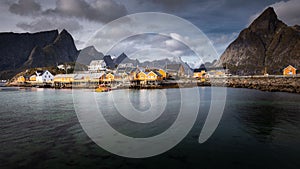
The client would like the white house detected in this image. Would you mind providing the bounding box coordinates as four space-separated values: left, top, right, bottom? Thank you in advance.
88 60 106 72
118 63 133 68
57 64 72 70
36 70 54 83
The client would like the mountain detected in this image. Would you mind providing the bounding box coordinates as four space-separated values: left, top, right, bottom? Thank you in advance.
215 7 300 75
102 53 139 68
114 53 128 65
0 29 80 79
0 30 57 79
76 46 104 65
103 53 192 74
23 29 79 68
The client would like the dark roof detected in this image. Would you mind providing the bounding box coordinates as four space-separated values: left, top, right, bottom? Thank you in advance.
36 70 44 74
152 71 162 76
194 68 206 72
194 64 207 72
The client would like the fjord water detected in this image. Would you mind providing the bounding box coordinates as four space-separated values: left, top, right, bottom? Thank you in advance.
0 87 300 169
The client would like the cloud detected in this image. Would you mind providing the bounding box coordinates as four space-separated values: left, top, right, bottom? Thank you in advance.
146 0 187 10
249 0 300 26
9 0 127 23
271 0 300 25
16 16 83 33
209 32 238 54
44 0 128 23
9 0 41 16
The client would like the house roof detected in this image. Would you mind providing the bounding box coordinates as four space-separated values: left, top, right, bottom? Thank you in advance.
36 70 52 76
194 64 207 72
90 73 104 79
116 67 127 74
89 60 105 66
152 71 162 77
284 65 297 70
55 74 76 78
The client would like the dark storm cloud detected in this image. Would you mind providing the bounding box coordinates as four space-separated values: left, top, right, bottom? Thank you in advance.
126 0 281 32
9 0 41 16
43 0 128 23
9 0 128 23
147 0 187 10
270 0 300 25
16 16 83 33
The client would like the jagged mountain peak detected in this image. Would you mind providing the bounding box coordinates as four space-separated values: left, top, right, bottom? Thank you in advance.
249 7 286 33
76 46 104 65
216 7 300 75
54 29 73 44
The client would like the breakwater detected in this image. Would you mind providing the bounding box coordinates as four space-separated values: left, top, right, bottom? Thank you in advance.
209 75 300 93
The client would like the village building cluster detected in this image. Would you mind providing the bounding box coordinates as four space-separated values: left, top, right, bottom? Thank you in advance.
16 59 298 88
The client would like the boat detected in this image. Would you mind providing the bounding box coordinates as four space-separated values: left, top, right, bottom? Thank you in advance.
95 85 110 92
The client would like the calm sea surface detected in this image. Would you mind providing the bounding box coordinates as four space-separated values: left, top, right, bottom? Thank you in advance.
0 87 300 169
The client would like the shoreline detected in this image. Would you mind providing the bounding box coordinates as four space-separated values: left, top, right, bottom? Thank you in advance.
3 76 300 94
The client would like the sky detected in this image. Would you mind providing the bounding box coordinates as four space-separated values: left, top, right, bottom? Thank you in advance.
1 0 300 67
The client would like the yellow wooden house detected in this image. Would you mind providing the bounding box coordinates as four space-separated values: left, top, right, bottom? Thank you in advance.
193 70 206 78
17 76 25 83
147 71 158 81
29 75 36 81
100 73 115 82
136 71 147 81
54 74 75 83
147 71 163 81
193 64 207 82
283 65 297 75
158 69 167 79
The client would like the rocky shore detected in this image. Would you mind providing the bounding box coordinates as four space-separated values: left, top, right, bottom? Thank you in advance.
209 76 300 93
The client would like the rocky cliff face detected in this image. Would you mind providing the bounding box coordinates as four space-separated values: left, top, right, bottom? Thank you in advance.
0 29 79 79
23 29 79 68
216 7 300 75
0 30 58 78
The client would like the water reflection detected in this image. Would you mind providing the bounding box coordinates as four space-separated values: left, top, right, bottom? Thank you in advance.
1 88 300 169
96 89 181 138
232 90 300 143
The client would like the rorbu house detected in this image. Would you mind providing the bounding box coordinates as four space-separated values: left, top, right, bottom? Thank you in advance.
54 74 75 83
53 74 75 88
193 64 207 79
29 75 36 81
129 67 164 87
16 75 26 83
16 75 30 83
158 69 167 79
144 68 164 81
207 67 227 77
283 65 297 75
99 73 121 85
146 71 163 81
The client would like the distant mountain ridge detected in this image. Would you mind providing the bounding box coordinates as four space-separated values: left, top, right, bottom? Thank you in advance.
0 26 191 79
215 7 300 75
102 53 191 72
